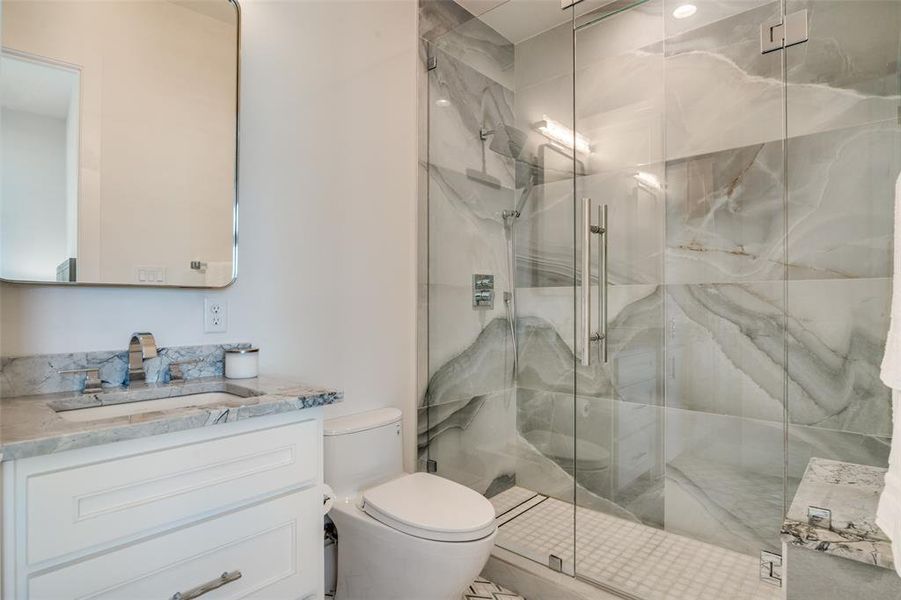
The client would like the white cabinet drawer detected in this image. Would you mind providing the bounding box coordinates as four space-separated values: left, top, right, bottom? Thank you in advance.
28 488 322 600
22 418 320 565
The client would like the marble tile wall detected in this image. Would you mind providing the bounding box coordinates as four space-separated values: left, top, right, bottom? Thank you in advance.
0 343 252 398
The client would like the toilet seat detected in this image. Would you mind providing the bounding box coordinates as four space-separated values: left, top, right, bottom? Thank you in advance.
361 472 496 542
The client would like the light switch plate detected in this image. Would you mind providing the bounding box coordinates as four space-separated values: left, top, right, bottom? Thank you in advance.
135 266 166 283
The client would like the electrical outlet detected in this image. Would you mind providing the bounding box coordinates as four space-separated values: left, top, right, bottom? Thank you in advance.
204 298 227 333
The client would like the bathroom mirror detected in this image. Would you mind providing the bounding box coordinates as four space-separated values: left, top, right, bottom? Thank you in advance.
0 0 239 287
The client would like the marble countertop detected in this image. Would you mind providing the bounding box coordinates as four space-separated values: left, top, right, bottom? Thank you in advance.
781 457 892 570
0 376 341 461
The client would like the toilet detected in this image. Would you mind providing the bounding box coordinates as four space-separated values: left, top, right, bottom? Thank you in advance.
324 408 497 600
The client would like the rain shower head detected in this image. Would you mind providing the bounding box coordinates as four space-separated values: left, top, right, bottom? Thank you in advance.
480 124 528 161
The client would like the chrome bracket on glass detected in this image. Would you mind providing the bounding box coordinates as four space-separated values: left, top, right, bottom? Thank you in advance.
760 9 808 54
807 506 832 529
581 198 608 366
759 551 783 587
548 554 564 572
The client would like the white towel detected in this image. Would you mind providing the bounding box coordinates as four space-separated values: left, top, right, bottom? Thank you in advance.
882 172 901 388
877 171 901 577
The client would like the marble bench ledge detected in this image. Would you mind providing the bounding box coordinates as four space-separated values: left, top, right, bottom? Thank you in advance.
0 375 342 462
780 457 893 571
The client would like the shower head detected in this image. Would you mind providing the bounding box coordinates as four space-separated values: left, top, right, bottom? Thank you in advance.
480 124 528 161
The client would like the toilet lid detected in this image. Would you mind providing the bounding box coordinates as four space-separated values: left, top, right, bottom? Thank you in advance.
362 473 496 542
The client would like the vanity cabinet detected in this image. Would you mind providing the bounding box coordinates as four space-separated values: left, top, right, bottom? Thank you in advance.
2 411 324 599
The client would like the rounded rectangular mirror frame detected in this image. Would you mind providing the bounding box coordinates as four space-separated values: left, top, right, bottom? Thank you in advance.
0 0 241 289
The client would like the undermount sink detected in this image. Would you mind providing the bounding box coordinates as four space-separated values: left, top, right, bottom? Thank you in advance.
54 390 249 422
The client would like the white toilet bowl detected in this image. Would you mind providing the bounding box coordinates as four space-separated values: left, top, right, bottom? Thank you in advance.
324 409 497 600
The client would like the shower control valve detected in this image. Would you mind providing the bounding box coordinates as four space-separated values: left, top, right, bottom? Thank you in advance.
472 274 495 309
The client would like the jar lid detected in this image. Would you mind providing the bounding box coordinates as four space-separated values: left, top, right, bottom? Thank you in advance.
225 347 259 354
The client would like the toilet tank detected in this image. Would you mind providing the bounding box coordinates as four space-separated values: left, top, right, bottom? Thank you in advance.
324 408 403 500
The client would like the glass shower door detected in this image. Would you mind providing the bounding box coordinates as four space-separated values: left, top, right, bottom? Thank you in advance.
573 0 791 596
499 1 578 573
572 0 667 588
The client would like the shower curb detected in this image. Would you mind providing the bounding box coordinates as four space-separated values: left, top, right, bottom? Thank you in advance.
482 547 632 600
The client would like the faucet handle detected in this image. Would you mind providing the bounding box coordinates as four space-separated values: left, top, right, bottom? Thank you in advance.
58 368 103 394
169 359 201 382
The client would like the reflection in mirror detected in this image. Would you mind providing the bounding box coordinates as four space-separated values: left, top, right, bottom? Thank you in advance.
0 0 238 287
1 51 80 282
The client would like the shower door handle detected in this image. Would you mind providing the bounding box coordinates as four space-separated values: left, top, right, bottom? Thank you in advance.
596 204 608 364
581 199 609 366
581 198 592 366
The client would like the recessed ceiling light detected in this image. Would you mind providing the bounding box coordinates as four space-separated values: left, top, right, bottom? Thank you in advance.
435 98 450 107
672 3 697 19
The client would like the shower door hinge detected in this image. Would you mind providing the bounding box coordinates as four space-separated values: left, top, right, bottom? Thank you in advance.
760 9 808 54
548 555 564 572
426 459 437 473
808 506 832 529
427 56 437 71
759 550 783 587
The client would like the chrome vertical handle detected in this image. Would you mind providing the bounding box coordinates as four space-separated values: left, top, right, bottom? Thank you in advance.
582 200 609 366
581 198 592 366
597 204 608 363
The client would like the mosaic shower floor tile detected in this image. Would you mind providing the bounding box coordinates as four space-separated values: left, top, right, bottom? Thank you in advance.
489 486 781 600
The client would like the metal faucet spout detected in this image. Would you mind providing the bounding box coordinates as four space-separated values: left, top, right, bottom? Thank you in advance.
128 332 157 383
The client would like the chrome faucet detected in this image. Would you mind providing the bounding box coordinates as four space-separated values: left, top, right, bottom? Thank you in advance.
128 332 158 384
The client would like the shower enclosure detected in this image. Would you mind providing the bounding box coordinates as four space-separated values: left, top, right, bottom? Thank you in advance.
419 0 899 597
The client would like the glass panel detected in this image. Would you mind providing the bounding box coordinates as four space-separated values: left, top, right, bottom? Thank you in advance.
572 0 667 584
784 0 899 509
663 0 787 558
420 0 576 571
421 2 519 493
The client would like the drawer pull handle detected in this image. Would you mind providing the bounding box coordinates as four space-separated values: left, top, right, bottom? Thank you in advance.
172 570 242 600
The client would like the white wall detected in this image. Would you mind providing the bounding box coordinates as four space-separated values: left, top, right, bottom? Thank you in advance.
0 0 419 469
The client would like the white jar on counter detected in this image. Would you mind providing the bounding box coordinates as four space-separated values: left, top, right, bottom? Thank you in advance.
225 347 259 379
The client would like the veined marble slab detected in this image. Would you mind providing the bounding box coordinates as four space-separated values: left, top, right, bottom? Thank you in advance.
0 343 251 398
781 457 893 571
0 376 341 461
